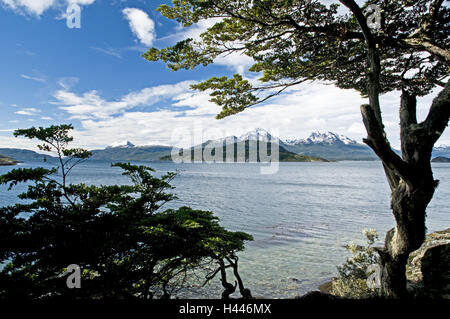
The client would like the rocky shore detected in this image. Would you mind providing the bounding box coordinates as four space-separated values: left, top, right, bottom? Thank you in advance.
315 228 450 299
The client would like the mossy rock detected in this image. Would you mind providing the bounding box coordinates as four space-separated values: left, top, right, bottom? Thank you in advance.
406 228 450 298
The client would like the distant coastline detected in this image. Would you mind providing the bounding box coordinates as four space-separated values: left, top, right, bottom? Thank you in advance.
1 128 449 164
432 156 450 163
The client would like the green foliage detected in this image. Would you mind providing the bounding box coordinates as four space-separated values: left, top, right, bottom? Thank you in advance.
146 0 448 117
0 125 253 299
143 39 213 70
331 229 381 298
191 74 257 118
14 125 90 160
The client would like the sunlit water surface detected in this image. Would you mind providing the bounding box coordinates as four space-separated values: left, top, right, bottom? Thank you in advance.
1 160 449 298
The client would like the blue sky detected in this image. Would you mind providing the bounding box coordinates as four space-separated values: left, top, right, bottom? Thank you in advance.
0 0 448 151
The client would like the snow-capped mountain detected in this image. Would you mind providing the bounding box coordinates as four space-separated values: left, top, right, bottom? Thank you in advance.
284 131 359 146
434 144 449 151
209 135 238 145
4 129 447 162
432 145 450 158
282 131 376 161
209 128 278 146
107 140 135 149
238 128 276 142
202 129 374 160
213 129 357 146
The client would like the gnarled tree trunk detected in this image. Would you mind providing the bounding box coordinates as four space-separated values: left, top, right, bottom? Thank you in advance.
364 85 449 298
378 175 436 297
339 0 450 297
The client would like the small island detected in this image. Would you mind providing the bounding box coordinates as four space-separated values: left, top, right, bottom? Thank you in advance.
0 154 18 166
431 156 450 163
160 142 331 162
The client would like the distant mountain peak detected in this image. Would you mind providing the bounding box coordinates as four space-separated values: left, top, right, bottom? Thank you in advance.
107 140 135 148
285 131 358 146
239 128 275 142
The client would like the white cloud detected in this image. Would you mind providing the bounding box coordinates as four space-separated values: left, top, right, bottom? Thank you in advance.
90 46 123 59
14 107 40 116
70 0 94 4
347 122 366 135
158 18 254 74
1 0 95 16
0 134 42 151
214 52 254 74
4 80 448 150
20 74 46 83
122 8 155 46
53 81 196 120
57 77 79 90
1 0 55 15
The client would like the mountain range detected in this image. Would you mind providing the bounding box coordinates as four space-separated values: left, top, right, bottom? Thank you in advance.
90 144 175 161
282 131 378 161
160 139 329 162
0 148 54 162
191 129 377 161
1 128 450 162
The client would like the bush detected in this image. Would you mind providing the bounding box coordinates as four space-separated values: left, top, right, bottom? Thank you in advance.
331 229 381 298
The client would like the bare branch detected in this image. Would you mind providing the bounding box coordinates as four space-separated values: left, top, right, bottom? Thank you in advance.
361 104 412 184
339 0 376 47
403 38 450 67
421 80 450 145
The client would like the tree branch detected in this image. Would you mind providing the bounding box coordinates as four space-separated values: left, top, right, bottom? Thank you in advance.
401 0 449 66
339 0 382 124
423 0 444 35
421 80 450 145
404 38 450 67
340 0 411 187
339 0 376 47
400 91 418 129
399 91 418 163
361 104 411 185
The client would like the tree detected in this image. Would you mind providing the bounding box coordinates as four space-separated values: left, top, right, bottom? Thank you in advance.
0 125 253 299
145 0 449 298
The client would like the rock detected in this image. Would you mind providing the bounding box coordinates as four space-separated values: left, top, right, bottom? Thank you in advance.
297 291 339 300
406 228 450 298
318 280 334 294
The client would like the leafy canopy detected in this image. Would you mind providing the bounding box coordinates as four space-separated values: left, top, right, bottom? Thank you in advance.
145 0 449 118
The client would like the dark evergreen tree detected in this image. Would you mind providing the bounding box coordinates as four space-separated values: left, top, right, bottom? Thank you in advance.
0 125 253 299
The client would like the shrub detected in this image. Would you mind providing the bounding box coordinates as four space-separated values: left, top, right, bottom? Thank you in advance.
331 229 381 298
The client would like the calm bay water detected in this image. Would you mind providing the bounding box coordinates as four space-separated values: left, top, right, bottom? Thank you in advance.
1 160 449 298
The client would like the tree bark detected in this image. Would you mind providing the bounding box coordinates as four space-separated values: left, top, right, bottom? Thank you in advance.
378 177 435 298
218 258 236 299
226 256 253 299
369 85 449 298
340 0 450 298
